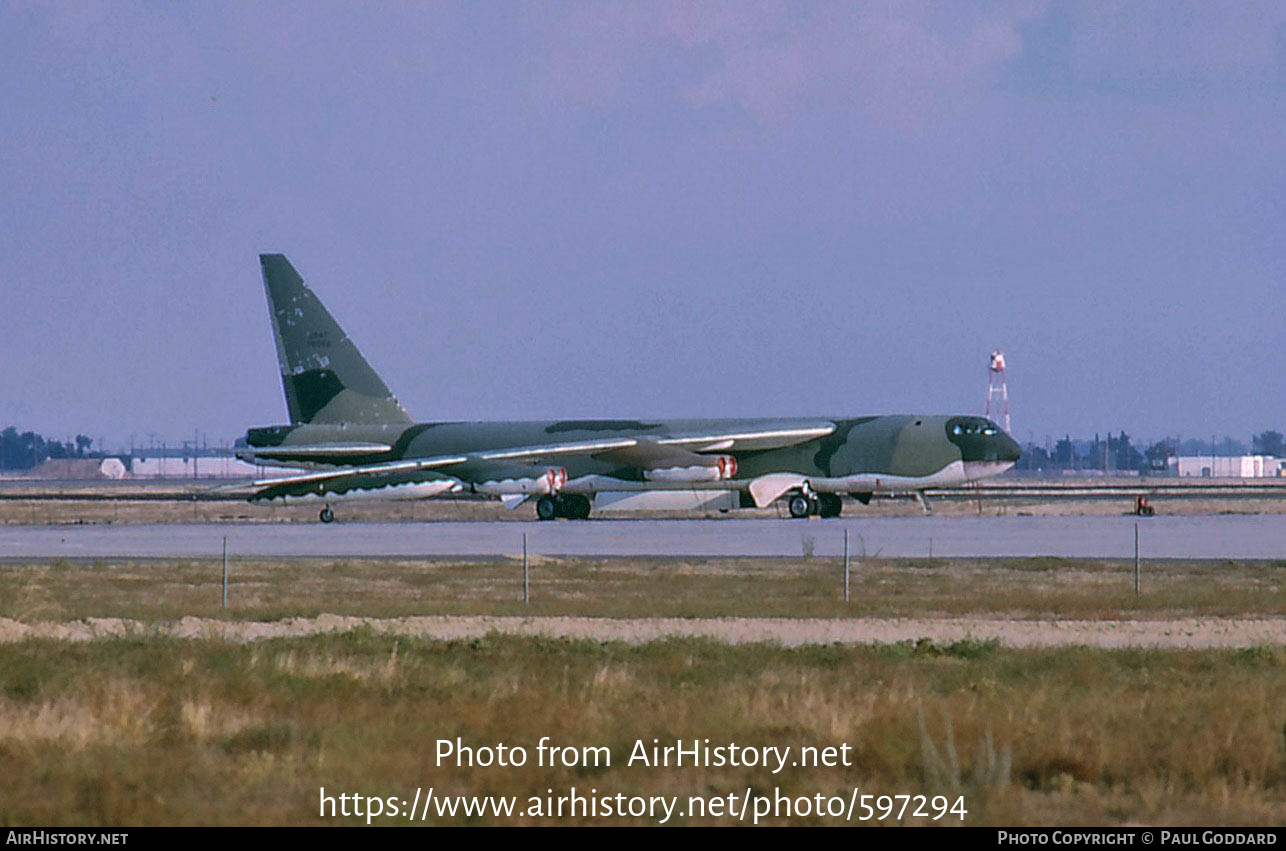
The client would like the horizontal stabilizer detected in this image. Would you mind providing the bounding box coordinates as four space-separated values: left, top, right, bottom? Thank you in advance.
239 442 392 462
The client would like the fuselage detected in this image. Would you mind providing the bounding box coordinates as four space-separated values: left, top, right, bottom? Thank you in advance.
240 414 1021 495
245 255 1022 518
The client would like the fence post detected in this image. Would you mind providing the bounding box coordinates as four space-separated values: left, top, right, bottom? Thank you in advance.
523 532 529 605
221 536 228 609
843 528 850 603
1133 522 1140 598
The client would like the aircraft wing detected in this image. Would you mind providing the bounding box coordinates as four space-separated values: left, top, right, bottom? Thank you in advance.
650 421 835 453
250 456 468 490
246 423 835 502
250 466 466 503
246 437 637 502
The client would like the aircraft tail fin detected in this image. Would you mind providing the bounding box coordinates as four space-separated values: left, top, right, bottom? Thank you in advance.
259 254 413 425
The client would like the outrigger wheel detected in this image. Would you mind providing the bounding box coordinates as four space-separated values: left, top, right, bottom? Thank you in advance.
319 505 335 523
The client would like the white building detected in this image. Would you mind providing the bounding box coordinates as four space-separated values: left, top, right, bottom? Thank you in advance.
127 455 289 479
1174 455 1285 478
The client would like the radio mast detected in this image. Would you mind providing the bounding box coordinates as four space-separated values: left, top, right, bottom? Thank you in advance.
986 350 1011 434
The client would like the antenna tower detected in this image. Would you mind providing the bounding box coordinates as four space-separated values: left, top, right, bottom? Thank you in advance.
986 350 1011 433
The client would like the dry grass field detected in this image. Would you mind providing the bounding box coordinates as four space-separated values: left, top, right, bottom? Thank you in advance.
0 545 1281 826
0 633 1281 826
0 555 1282 623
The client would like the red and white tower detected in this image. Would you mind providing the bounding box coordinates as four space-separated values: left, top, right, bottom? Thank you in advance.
985 350 1011 434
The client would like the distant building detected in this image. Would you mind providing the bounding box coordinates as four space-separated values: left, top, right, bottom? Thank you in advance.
127 454 287 479
1173 455 1285 478
6 458 110 479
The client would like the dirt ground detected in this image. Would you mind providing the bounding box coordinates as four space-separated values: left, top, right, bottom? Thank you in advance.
1 613 1280 649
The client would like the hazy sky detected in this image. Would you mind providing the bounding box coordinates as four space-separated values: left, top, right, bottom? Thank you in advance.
2 2 1282 450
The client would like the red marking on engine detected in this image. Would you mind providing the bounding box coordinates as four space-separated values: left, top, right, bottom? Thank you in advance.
717 455 738 478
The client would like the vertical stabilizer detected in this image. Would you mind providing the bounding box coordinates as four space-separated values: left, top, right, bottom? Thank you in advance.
259 254 412 425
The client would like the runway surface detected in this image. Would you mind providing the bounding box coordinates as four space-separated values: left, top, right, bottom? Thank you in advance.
1 515 1284 559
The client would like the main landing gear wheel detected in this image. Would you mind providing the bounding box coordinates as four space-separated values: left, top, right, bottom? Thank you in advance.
319 506 335 523
536 495 558 521
788 494 815 519
564 494 592 520
817 493 842 518
536 494 593 521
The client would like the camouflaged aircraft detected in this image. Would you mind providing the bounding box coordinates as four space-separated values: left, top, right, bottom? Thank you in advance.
237 254 1021 522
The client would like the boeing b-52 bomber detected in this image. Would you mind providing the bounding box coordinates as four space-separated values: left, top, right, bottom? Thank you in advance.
237 255 1020 522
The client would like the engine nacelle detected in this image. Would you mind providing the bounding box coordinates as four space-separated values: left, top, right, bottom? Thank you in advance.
644 454 738 483
251 474 461 504
474 467 568 496
545 466 568 492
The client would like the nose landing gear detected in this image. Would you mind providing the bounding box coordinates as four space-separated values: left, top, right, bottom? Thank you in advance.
319 505 335 523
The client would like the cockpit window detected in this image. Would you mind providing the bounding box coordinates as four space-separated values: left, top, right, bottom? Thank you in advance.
949 419 1001 437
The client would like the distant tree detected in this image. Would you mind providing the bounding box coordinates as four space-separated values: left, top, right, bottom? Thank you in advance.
0 427 16 469
1017 443 1050 471
1178 437 1246 456
1178 438 1209 456
1252 430 1284 457
1090 433 1110 470
1145 440 1176 472
0 427 97 469
18 431 45 468
1110 431 1143 471
1054 435 1076 469
1216 436 1247 456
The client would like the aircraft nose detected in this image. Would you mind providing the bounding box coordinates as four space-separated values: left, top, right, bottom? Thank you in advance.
945 417 1021 463
997 433 1021 463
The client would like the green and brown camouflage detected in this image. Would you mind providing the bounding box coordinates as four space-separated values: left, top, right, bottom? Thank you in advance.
239 255 1020 518
260 254 411 426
